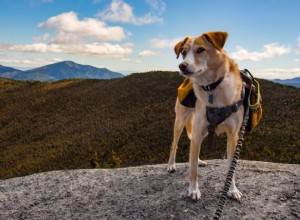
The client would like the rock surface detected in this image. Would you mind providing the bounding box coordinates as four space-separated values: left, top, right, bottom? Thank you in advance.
0 160 299 220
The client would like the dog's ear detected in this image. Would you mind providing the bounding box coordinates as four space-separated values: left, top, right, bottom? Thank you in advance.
174 37 189 59
203 31 228 50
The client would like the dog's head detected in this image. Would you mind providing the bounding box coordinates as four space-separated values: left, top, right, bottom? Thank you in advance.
174 31 228 77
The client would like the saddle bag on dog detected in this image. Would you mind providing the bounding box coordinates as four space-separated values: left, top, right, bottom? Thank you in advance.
177 78 197 108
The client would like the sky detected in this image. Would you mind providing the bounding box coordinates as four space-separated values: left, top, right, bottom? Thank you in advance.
0 0 300 79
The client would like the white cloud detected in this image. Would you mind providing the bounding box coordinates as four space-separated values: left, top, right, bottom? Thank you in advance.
121 58 130 62
255 68 300 79
150 37 182 49
231 43 291 61
145 0 166 14
32 33 50 42
0 42 10 51
0 11 133 59
0 57 63 66
0 58 36 65
138 50 157 57
38 11 126 42
51 31 85 44
98 0 162 25
7 42 132 58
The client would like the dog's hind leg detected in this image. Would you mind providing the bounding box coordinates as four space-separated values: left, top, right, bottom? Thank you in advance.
167 99 194 173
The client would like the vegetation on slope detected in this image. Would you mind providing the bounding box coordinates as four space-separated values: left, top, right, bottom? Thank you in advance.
0 72 299 179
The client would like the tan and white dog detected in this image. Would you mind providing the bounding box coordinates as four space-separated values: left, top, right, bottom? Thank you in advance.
167 31 244 201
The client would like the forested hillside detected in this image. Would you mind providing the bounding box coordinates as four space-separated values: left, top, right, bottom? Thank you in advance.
0 72 299 179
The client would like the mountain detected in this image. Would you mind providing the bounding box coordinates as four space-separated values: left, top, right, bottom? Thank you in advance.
0 71 299 179
0 64 22 78
1 61 123 81
273 77 300 87
0 160 299 219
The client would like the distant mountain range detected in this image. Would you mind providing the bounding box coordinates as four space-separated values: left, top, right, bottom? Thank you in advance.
273 77 300 87
0 61 123 81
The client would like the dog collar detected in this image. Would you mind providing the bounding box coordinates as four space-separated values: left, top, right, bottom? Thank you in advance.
201 76 225 104
201 76 225 92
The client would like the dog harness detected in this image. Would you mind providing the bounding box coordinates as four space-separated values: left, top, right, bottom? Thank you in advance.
203 76 245 148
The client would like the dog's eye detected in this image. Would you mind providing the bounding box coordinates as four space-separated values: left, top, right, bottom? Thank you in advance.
197 47 205 54
182 50 187 57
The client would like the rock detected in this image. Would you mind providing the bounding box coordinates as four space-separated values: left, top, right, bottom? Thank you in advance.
0 160 299 219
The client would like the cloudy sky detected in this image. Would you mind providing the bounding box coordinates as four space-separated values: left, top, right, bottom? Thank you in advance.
0 0 300 79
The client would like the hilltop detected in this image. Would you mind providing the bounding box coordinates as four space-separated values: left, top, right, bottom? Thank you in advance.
0 65 22 78
0 65 21 74
0 71 299 179
0 160 299 219
0 61 123 81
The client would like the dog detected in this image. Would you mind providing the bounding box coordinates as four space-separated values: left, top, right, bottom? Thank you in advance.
167 31 244 201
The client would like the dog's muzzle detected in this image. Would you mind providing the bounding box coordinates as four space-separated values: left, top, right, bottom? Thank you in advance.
179 62 193 75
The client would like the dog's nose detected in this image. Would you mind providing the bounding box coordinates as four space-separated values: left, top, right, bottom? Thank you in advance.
179 63 188 71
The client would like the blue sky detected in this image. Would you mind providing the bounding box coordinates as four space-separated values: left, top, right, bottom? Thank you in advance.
0 0 300 79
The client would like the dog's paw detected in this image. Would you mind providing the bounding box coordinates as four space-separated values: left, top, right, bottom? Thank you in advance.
167 163 176 173
188 187 201 200
198 159 207 167
227 188 242 201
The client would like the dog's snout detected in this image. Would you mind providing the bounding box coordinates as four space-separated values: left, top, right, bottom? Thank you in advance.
179 63 188 71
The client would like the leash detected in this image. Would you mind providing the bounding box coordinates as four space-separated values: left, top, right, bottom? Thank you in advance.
212 70 253 219
212 108 249 220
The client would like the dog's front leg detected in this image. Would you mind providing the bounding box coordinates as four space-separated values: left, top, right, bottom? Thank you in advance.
188 106 206 200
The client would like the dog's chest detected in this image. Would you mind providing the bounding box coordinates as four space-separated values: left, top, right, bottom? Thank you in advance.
192 78 244 135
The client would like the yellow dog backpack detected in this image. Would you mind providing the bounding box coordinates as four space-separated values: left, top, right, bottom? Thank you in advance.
177 69 262 132
177 78 197 108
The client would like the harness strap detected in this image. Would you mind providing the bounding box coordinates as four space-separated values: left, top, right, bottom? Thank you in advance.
206 129 216 151
205 72 246 149
206 98 244 127
205 98 244 150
